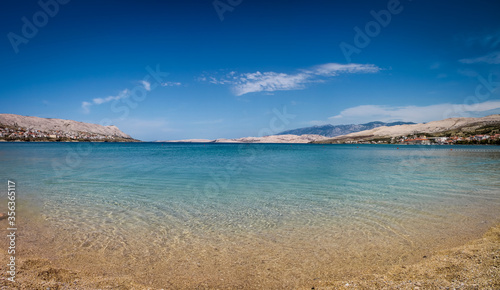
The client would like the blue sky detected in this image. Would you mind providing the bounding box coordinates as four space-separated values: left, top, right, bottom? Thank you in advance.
1 0 500 141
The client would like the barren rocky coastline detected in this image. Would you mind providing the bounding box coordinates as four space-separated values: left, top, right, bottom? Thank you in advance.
0 114 135 142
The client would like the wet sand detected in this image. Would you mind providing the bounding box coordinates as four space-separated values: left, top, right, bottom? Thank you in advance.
0 210 498 289
321 223 500 289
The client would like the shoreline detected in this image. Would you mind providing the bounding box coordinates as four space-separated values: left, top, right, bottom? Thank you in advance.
0 139 141 143
2 140 500 146
1 220 498 289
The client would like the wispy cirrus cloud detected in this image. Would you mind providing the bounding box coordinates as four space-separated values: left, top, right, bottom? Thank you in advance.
328 100 500 125
201 63 380 96
308 63 380 76
460 51 500 64
81 101 92 114
161 81 182 87
81 81 151 113
92 89 130 105
232 72 310 96
140 80 151 91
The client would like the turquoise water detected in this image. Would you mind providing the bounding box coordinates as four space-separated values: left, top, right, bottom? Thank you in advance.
1 142 500 286
2 142 500 235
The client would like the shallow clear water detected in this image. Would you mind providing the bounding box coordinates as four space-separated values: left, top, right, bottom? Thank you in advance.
1 142 500 287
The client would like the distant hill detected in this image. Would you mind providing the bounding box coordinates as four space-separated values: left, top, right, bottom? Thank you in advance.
157 134 330 143
213 134 330 143
0 114 136 141
277 121 416 137
314 114 500 143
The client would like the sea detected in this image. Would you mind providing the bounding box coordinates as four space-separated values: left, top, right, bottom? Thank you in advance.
1 142 499 287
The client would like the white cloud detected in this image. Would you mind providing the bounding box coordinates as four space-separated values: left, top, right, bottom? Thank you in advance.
80 80 154 113
93 89 130 105
161 81 182 87
203 63 380 96
140 80 151 91
460 51 500 64
233 72 310 96
328 100 500 125
308 63 380 76
81 101 92 114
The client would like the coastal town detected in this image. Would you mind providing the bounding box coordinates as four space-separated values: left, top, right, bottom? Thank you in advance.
0 126 133 142
396 134 500 145
340 134 500 145
2 123 500 145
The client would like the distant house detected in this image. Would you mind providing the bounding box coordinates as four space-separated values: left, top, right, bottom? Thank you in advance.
48 134 57 139
404 138 431 145
469 135 497 142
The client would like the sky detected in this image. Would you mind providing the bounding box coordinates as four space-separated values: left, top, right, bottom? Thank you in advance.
1 0 500 141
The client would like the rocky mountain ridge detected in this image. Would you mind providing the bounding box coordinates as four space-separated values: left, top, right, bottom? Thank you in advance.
277 121 415 137
0 114 134 141
316 114 500 143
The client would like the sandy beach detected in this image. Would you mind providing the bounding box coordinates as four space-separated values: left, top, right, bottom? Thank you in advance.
323 224 500 289
3 0 500 288
1 143 499 289
1 218 498 289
